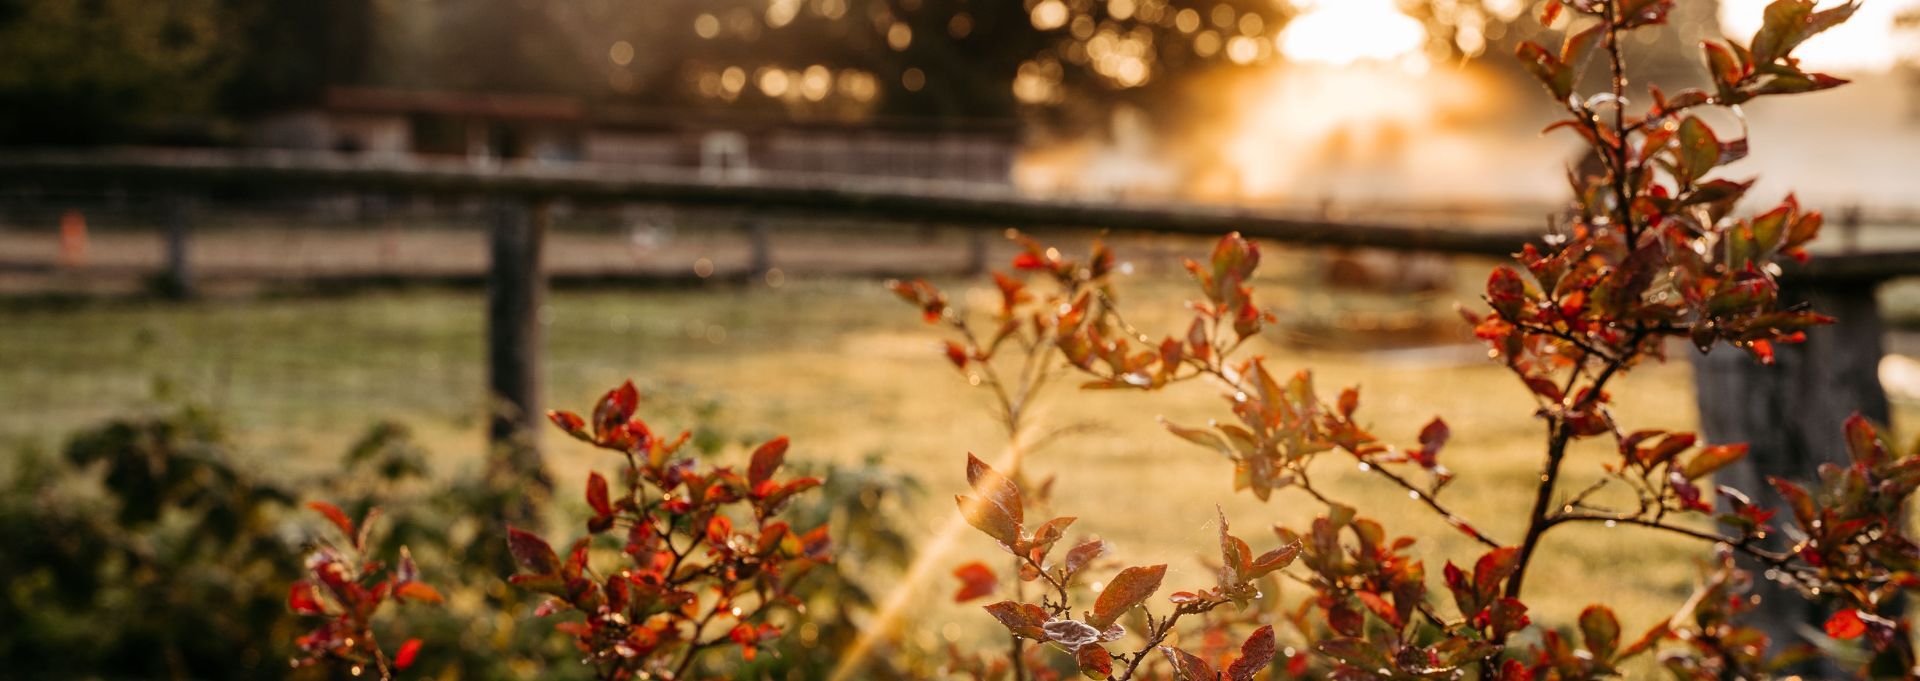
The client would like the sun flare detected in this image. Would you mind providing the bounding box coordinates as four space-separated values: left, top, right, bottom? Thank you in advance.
1278 0 1429 68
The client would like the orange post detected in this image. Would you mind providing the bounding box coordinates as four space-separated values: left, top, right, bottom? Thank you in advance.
58 209 88 267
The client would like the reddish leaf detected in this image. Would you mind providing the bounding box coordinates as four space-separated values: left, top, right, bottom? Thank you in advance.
1090 564 1166 629
1065 538 1109 576
706 515 734 547
592 381 640 440
748 436 789 488
307 501 355 538
1074 645 1113 679
1357 591 1401 628
957 494 1022 548
397 581 444 604
952 561 999 603
506 526 561 575
1825 608 1866 639
965 453 1023 527
1681 444 1748 480
1227 625 1276 681
1162 646 1217 681
586 472 613 517
547 409 587 437
1473 547 1521 597
288 581 325 615
393 639 422 671
984 600 1049 640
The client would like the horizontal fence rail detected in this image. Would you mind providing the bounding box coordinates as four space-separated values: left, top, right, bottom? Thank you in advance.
0 149 1539 257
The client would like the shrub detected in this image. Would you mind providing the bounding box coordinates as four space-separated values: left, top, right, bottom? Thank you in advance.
892 1 1917 678
502 382 833 680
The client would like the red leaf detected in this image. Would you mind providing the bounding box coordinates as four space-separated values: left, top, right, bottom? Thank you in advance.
748 436 789 488
1357 591 1402 628
1162 646 1217 681
1227 625 1276 681
965 453 1023 527
506 526 561 575
944 341 969 369
1090 564 1166 629
287 581 325 615
393 638 422 671
396 581 444 604
592 381 640 440
957 493 1022 548
586 472 612 517
984 600 1050 640
547 410 587 437
1473 547 1521 598
1826 608 1867 639
1074 645 1113 679
706 516 734 547
1064 538 1108 576
307 501 355 538
952 561 999 603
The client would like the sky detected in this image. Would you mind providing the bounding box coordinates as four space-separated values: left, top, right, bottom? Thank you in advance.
1720 0 1919 71
1277 0 1918 72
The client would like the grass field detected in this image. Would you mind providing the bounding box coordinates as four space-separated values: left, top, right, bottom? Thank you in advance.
3 251 1916 671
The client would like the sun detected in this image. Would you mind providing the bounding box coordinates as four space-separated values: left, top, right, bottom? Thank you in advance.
1278 0 1429 68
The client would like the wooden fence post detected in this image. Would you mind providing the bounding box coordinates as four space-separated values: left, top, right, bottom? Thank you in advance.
747 219 772 281
965 228 990 275
487 197 553 524
1691 277 1889 673
162 195 194 298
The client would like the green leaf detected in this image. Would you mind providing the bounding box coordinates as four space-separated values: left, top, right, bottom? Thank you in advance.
1675 116 1721 184
1580 604 1622 659
1516 41 1572 101
1163 418 1236 459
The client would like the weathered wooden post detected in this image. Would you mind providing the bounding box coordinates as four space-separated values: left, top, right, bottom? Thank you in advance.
746 219 772 281
1692 274 1890 671
965 228 990 275
162 196 194 298
487 197 553 524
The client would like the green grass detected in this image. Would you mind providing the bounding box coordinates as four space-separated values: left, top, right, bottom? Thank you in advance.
2 265 1914 670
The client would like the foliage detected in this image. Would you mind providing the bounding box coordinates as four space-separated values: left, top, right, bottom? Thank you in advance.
0 408 299 680
0 0 240 143
288 502 442 677
0 391 898 680
496 381 832 680
894 1 1917 678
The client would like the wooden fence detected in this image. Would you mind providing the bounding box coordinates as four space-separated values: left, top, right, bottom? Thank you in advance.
2 150 1914 627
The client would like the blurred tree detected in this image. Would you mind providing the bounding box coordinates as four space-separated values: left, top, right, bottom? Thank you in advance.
220 0 373 115
0 0 240 144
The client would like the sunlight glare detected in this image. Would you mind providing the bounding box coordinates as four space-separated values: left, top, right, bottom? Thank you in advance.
1279 0 1428 67
1720 0 1919 71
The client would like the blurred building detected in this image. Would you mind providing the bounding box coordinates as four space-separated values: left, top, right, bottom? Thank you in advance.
245 86 1018 185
